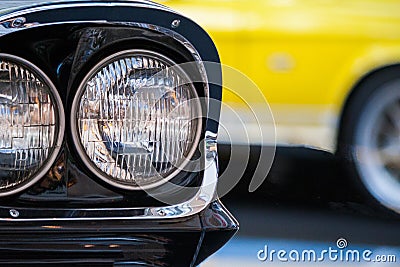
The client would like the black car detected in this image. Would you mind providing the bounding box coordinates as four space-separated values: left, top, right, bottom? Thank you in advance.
0 0 238 265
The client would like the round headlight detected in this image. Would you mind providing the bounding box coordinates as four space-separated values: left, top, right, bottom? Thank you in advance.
71 49 202 190
0 54 64 195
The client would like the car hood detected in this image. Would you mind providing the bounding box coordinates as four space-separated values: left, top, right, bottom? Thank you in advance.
0 0 164 15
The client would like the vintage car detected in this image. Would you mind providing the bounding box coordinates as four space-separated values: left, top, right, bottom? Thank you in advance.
0 0 237 265
162 0 400 214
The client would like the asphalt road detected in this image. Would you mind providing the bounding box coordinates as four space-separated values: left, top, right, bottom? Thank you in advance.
202 144 400 266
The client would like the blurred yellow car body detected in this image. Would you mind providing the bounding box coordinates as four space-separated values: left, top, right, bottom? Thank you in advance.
161 0 400 151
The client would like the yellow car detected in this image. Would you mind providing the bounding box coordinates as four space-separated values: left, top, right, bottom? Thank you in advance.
160 0 400 214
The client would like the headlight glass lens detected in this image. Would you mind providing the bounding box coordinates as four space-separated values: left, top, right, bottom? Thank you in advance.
74 50 202 189
0 55 63 194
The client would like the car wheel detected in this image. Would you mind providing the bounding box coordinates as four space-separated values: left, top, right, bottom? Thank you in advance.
339 69 400 215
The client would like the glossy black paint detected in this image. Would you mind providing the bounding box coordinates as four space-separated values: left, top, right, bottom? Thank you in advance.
195 201 239 266
0 200 236 266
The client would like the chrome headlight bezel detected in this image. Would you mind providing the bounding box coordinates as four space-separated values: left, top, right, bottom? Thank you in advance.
0 53 65 197
70 49 203 191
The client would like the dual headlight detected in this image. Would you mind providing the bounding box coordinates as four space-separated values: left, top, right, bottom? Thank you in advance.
0 49 202 195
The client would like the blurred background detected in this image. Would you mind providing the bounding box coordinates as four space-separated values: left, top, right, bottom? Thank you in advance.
159 0 400 265
204 144 400 266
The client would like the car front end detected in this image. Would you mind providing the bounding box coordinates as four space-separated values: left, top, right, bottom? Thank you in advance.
0 1 238 265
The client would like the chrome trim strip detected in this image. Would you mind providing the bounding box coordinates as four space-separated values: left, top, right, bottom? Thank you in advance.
0 53 65 197
0 131 218 221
